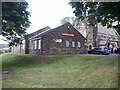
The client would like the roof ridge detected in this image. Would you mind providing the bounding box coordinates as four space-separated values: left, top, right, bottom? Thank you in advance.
29 26 51 35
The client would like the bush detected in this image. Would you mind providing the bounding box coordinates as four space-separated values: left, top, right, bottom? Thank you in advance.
0 50 3 55
4 50 10 53
0 49 10 55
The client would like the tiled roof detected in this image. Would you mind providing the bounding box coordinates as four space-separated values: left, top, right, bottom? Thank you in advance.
27 26 51 39
28 22 86 40
97 23 119 36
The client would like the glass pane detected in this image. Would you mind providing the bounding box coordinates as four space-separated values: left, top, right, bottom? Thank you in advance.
34 41 37 49
78 42 81 47
23 43 25 49
66 41 69 47
38 40 41 49
72 41 75 47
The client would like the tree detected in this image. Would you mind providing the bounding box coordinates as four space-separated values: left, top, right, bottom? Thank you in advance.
60 17 75 25
2 2 31 46
69 2 120 34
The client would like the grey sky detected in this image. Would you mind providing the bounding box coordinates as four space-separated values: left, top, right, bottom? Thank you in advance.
26 0 75 34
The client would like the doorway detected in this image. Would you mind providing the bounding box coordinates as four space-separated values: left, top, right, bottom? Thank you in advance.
89 45 92 50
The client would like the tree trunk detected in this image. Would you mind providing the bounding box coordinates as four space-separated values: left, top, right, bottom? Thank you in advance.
93 24 98 47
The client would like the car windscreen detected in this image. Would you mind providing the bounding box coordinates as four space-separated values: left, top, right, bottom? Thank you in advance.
94 48 103 50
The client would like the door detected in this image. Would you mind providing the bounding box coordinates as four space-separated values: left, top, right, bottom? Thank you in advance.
89 45 92 50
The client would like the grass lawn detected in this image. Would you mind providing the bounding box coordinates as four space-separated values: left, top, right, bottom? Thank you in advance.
1 53 118 88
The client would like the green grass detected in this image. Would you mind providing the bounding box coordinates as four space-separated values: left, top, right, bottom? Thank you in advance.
1 53 118 88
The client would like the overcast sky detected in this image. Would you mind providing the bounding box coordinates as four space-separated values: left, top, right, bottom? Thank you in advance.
26 0 75 34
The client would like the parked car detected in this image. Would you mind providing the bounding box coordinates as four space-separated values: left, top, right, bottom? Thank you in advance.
88 48 110 55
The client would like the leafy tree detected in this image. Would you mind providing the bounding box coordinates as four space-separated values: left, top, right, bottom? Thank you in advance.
69 1 120 34
2 2 31 46
60 17 75 25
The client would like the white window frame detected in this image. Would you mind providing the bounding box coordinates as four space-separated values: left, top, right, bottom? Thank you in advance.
22 40 25 49
66 41 69 47
23 43 25 49
34 40 37 49
38 40 41 49
72 41 75 47
78 42 81 48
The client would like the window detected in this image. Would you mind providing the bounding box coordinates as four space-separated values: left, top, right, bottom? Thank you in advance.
34 40 37 49
18 44 21 50
23 43 25 49
78 42 81 48
29 40 31 43
22 40 25 49
72 41 75 47
38 40 41 49
66 41 69 47
67 26 70 28
29 40 33 49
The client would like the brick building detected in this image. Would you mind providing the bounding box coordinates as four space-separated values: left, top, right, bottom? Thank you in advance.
11 23 87 55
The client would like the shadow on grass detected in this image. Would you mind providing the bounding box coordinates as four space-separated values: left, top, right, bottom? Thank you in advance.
2 54 73 71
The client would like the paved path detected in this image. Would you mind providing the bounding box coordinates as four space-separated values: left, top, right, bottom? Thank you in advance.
109 53 120 56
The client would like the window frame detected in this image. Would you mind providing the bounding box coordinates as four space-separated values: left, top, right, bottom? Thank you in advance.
34 40 37 49
66 41 69 48
38 39 41 49
72 41 75 48
78 42 81 48
22 43 25 49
